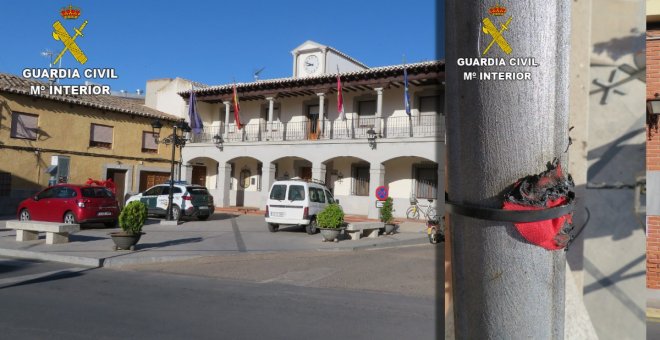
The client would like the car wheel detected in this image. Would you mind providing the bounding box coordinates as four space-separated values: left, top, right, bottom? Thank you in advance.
268 223 279 232
19 209 30 221
429 227 438 244
306 218 318 235
171 205 181 221
197 215 209 221
63 211 77 224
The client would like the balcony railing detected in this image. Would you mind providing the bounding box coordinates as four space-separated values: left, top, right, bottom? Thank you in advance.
190 114 445 144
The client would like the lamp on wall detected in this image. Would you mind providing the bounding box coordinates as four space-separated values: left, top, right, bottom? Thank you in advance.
150 119 163 142
213 134 224 150
648 93 660 139
366 128 378 149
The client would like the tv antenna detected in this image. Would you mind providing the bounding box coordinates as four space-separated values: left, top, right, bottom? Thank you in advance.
41 49 62 68
253 67 265 81
41 49 61 84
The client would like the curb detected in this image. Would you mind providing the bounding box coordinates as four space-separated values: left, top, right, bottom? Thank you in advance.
648 308 660 322
317 236 430 252
0 248 101 267
0 235 431 267
101 255 205 268
0 247 209 269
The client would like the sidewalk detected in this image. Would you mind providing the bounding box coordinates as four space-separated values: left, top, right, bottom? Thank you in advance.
0 213 428 268
649 289 660 322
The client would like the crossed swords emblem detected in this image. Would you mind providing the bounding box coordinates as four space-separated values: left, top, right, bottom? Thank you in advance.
52 20 88 65
482 16 513 55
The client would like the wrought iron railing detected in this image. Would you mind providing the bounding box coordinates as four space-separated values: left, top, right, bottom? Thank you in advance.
189 114 444 144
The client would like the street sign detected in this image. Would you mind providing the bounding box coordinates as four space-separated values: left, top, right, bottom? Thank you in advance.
375 186 388 201
375 200 384 208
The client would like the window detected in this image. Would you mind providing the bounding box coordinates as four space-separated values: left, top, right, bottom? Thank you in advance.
315 188 326 203
261 103 281 121
55 156 70 184
144 186 163 196
90 123 113 148
415 164 438 199
357 100 376 127
270 185 287 200
257 164 263 191
37 187 57 200
82 187 113 198
419 95 442 115
324 190 335 204
358 100 376 116
310 187 325 203
10 112 38 140
186 187 210 195
56 187 77 198
159 186 182 195
0 172 10 197
142 131 158 153
288 185 305 201
352 165 370 196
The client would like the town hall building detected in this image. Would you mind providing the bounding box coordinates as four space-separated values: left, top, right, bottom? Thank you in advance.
145 41 444 218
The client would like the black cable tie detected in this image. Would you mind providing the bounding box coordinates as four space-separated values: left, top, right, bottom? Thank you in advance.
445 198 575 223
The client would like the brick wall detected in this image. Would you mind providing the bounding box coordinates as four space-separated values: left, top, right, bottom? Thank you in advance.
649 217 660 288
648 29 660 289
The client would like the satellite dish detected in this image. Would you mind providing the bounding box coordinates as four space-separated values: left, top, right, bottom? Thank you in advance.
253 67 265 81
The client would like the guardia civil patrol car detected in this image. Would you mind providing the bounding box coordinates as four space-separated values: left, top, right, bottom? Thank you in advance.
125 182 214 220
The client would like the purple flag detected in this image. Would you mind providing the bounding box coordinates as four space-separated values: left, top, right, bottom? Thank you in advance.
189 85 203 134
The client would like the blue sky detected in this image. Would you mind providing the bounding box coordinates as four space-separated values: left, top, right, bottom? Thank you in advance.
0 1 442 92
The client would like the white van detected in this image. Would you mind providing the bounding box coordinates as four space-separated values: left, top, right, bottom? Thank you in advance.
265 179 338 234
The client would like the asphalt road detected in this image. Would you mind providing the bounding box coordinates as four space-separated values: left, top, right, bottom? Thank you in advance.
649 320 660 340
0 245 442 340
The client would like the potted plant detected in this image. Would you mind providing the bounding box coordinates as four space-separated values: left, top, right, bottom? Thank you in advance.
380 197 397 235
316 203 345 242
110 200 147 251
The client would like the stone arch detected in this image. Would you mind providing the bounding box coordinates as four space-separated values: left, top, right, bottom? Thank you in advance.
186 156 219 189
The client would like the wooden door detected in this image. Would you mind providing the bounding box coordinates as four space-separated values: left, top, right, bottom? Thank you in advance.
107 169 127 207
191 166 207 187
300 167 312 181
307 105 319 140
139 171 170 192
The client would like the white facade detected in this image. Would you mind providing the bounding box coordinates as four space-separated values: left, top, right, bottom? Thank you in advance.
291 40 368 78
145 42 444 219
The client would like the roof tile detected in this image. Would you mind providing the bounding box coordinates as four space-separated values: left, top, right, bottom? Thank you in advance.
0 73 179 121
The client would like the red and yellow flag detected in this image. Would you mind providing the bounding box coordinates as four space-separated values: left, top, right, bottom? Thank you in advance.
232 83 243 129
336 67 345 120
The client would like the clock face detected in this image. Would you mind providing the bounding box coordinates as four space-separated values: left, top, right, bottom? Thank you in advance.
304 55 319 74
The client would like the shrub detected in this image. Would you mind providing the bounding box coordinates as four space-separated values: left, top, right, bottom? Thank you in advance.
317 203 344 229
380 197 394 224
119 201 148 234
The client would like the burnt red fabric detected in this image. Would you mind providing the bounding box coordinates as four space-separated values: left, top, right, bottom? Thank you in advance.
503 197 572 250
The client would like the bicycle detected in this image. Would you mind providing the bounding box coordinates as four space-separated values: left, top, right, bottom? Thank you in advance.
406 197 437 220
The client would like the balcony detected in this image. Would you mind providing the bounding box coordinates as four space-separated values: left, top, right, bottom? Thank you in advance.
190 114 445 144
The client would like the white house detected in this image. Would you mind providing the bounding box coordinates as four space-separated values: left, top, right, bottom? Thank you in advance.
146 41 444 218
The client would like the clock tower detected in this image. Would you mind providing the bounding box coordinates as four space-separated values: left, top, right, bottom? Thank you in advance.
291 40 368 78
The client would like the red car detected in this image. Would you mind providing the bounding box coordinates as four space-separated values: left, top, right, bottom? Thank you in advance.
17 184 120 227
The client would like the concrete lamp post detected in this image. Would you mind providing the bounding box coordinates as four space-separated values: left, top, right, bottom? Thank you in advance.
447 1 571 338
151 118 192 221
